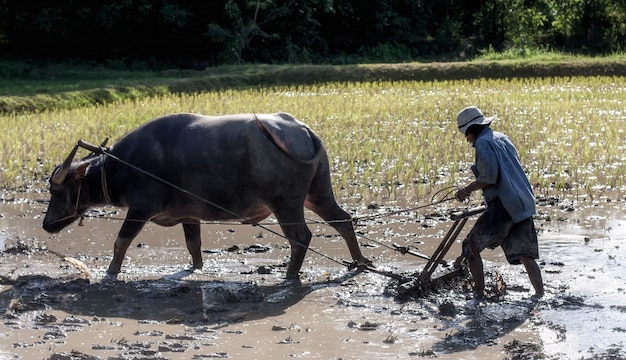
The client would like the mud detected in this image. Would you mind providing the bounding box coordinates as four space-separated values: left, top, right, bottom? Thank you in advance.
1 190 626 359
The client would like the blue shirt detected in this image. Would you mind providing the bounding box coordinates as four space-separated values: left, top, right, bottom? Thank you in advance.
471 128 536 223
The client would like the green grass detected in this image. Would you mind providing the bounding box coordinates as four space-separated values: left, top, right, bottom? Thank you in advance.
2 56 626 114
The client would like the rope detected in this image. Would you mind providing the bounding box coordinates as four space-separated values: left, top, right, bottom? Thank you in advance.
82 183 459 230
73 141 462 273
78 143 349 267
352 186 458 223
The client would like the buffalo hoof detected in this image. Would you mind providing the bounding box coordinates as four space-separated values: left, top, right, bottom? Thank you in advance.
347 259 373 271
101 272 119 285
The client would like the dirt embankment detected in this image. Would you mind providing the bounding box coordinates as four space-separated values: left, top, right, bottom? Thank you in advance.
2 58 626 115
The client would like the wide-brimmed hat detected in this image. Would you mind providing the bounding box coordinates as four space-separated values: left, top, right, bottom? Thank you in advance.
456 106 495 135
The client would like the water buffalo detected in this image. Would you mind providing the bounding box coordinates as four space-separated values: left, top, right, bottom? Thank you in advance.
43 112 370 278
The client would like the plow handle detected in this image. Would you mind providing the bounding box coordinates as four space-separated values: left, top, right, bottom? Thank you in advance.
449 205 486 221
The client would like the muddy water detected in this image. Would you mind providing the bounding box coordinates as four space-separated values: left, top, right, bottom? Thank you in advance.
538 215 626 357
1 192 625 359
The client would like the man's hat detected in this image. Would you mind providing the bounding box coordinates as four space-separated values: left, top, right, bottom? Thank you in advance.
456 106 495 135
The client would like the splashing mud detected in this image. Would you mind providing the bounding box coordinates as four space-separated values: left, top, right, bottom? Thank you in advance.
1 191 625 359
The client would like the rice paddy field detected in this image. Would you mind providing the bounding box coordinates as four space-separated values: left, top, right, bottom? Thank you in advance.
2 75 625 205
2 74 626 359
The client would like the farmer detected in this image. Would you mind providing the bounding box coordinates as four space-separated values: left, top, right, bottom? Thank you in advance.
454 106 544 298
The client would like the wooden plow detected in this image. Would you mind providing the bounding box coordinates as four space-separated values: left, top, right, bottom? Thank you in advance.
364 205 485 298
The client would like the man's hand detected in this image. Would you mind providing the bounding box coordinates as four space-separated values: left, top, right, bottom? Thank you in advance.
455 186 470 201
455 181 489 201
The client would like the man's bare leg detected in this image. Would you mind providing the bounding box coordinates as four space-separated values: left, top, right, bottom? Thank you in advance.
520 256 544 297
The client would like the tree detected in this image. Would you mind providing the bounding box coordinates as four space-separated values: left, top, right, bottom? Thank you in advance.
2 0 626 64
206 0 303 64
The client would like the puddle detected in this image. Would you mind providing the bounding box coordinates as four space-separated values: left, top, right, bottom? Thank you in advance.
537 220 626 359
1 193 625 359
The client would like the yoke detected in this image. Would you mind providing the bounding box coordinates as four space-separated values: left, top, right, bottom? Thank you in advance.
390 205 485 297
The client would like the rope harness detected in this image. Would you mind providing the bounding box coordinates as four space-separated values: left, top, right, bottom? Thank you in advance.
49 182 85 227
100 154 112 204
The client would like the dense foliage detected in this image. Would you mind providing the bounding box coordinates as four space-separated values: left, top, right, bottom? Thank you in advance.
1 0 625 66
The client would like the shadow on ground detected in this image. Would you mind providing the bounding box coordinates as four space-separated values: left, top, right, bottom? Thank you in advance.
0 271 336 325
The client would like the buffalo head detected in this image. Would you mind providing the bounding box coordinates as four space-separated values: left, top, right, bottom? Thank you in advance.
42 145 92 233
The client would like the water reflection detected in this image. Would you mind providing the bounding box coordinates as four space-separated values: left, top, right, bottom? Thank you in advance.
538 217 626 358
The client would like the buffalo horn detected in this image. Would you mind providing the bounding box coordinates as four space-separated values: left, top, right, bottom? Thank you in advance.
51 144 79 184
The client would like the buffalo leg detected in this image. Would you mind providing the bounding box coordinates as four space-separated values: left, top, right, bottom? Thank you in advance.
306 200 369 266
304 162 370 267
182 221 203 271
274 208 312 278
107 215 147 275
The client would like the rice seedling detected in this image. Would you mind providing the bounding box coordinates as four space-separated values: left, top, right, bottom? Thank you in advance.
1 76 625 204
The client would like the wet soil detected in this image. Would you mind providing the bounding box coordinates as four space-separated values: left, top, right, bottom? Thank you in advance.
1 191 625 359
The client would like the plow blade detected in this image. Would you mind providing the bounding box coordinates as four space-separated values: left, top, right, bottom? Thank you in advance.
396 205 485 297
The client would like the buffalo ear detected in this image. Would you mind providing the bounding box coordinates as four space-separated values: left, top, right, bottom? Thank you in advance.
73 162 89 180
